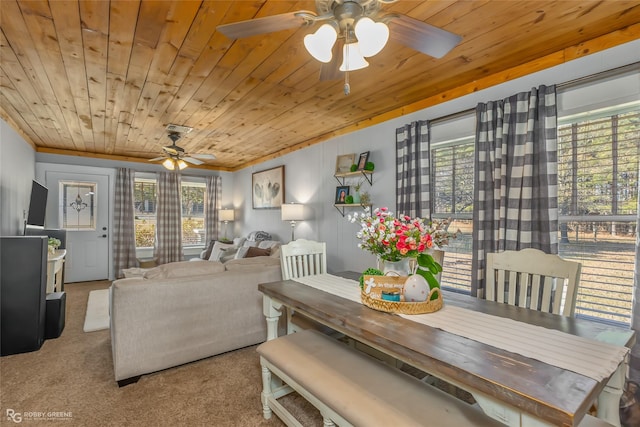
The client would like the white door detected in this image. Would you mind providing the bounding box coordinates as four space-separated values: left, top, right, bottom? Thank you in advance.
46 171 110 283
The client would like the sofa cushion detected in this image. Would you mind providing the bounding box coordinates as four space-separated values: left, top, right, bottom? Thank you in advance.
224 256 282 270
246 246 271 258
143 260 225 279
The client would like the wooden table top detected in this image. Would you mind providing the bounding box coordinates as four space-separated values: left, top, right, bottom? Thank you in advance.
259 273 635 427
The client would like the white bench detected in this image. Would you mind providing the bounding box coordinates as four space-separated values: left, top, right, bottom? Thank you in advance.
256 329 504 427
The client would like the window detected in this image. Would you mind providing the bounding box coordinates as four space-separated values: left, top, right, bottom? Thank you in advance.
557 107 639 325
133 177 206 248
431 138 475 293
59 181 97 230
181 182 205 246
134 178 157 248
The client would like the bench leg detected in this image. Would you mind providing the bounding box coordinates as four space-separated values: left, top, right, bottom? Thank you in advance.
321 413 336 426
261 365 274 419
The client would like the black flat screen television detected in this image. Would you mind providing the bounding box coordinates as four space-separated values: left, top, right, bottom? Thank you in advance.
26 180 48 227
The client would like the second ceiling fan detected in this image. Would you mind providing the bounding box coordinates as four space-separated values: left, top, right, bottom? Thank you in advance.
217 0 462 93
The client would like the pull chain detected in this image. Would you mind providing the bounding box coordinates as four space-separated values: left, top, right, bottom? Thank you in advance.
344 26 351 96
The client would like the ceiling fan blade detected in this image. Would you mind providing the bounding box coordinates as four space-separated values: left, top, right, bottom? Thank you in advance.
387 14 462 59
183 157 204 165
218 11 315 39
162 146 179 156
148 156 166 162
190 153 216 160
319 39 343 81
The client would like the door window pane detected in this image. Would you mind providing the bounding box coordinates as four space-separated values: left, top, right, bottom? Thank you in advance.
59 181 96 230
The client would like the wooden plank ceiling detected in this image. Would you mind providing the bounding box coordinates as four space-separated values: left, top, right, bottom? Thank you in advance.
1 0 639 171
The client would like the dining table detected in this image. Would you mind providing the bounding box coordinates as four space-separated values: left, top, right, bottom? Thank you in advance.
258 272 635 427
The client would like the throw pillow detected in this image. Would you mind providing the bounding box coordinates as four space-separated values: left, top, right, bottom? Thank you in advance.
208 241 235 261
234 246 250 259
202 240 217 260
245 246 271 258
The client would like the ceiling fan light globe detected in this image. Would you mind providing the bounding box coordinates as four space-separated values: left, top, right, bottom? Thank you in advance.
304 23 337 63
177 159 188 170
355 17 389 57
339 42 369 71
162 158 175 170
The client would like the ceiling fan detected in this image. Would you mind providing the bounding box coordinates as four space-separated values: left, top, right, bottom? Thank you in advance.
217 0 462 93
149 131 216 170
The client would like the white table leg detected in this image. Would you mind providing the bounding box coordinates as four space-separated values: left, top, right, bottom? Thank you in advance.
262 295 283 341
598 361 626 427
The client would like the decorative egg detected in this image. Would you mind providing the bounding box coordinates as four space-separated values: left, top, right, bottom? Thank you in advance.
403 274 430 302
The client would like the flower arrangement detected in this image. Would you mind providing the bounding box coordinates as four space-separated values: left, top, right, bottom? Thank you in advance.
48 237 61 249
48 237 61 254
348 207 457 262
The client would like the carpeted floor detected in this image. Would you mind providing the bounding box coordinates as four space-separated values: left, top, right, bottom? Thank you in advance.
0 281 321 426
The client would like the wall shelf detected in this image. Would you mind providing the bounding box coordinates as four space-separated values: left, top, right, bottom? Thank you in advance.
334 170 373 186
334 204 372 217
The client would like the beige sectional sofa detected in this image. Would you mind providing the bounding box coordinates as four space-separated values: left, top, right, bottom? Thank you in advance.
110 256 282 385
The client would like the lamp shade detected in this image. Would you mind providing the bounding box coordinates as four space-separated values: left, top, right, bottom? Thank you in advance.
162 158 175 170
281 203 305 221
219 209 235 222
177 159 188 170
339 42 369 71
304 23 338 63
355 17 389 57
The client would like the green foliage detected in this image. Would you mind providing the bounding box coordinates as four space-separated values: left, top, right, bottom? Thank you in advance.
345 195 354 204
350 164 358 172
359 268 383 290
364 161 375 171
135 220 156 247
415 253 443 301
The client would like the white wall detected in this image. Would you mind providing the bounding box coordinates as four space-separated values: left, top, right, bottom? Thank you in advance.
0 121 36 235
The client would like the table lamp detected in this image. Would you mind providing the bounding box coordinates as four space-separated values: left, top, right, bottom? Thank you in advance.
281 203 305 241
219 209 235 241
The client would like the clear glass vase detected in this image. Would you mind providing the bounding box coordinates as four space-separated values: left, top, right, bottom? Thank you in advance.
377 257 411 276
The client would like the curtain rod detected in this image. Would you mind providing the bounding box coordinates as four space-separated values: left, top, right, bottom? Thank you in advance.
428 61 639 125
557 61 639 90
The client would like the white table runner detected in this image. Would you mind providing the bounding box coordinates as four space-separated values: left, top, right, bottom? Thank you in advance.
292 274 629 383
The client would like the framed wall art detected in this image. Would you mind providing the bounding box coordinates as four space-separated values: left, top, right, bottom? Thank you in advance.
335 153 356 174
357 151 370 171
252 166 285 209
335 186 349 204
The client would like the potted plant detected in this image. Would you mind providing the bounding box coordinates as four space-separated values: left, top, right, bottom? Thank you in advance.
352 178 365 204
48 237 61 255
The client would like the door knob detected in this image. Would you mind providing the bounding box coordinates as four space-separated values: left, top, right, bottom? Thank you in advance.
99 234 107 238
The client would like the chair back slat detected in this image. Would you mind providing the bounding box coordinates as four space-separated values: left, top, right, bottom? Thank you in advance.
280 239 327 280
485 248 582 317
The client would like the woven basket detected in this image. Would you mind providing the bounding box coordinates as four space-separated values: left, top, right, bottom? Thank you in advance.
361 275 443 315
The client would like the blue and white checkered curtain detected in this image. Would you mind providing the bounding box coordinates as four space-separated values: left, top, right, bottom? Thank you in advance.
396 120 431 219
471 85 559 297
113 168 137 278
154 172 183 265
204 176 221 243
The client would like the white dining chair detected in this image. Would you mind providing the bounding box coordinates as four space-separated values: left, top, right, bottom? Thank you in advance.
484 248 582 317
280 239 327 281
280 239 328 334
